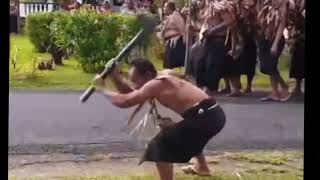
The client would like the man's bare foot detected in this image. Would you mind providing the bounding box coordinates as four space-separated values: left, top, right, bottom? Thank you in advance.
205 89 217 97
181 164 212 176
227 91 242 97
243 88 252 93
189 158 197 164
260 94 281 101
291 89 303 97
280 89 291 102
219 88 231 94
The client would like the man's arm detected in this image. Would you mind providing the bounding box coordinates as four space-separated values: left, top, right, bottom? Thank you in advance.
205 10 234 38
176 12 186 35
228 30 238 58
204 21 228 37
102 79 163 108
271 0 288 56
299 0 305 13
110 72 134 94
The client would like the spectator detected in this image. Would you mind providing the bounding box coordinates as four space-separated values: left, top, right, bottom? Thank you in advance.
67 1 82 12
180 5 189 21
10 0 18 34
100 0 112 14
161 2 186 69
256 0 290 101
120 0 136 14
141 0 152 12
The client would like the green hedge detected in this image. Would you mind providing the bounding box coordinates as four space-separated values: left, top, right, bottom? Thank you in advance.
26 12 56 53
26 12 67 65
26 10 155 73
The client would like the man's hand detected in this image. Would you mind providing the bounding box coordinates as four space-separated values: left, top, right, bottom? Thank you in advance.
105 58 122 79
186 23 192 32
105 58 116 70
110 65 122 79
270 45 278 57
93 74 106 92
227 50 234 57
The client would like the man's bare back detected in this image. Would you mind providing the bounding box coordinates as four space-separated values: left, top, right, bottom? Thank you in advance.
151 75 210 114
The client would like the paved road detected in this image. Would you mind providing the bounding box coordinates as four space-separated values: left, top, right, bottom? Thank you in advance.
9 91 304 154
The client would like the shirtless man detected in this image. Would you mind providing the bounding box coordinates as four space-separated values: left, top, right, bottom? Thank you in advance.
68 1 81 12
161 2 186 69
93 58 226 180
100 0 112 14
10 0 18 34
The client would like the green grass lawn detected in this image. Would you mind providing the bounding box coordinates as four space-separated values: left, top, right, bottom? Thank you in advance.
9 34 293 91
10 35 95 91
9 150 303 180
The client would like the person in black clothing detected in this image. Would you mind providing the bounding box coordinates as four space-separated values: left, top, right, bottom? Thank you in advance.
256 0 291 102
10 0 19 34
287 1 305 96
236 5 258 93
161 2 186 69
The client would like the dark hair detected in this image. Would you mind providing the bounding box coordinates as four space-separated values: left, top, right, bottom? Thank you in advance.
130 58 157 78
166 2 176 11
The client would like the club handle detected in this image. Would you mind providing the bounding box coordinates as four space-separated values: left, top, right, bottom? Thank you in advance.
80 86 96 103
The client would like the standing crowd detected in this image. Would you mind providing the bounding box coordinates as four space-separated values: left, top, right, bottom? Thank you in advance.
10 0 305 102
158 0 305 102
63 0 155 14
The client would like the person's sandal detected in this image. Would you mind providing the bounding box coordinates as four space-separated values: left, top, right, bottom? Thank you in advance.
181 165 212 176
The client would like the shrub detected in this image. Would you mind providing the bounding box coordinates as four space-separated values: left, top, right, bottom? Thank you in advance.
26 12 55 52
52 10 144 73
145 34 165 65
26 12 66 65
27 10 157 73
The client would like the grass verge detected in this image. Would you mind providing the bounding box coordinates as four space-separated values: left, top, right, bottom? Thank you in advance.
10 34 293 91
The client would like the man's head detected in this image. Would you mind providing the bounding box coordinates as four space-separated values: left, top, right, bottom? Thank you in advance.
128 58 157 89
126 0 134 10
238 0 257 17
164 2 176 15
75 1 81 9
196 0 205 9
239 0 257 9
103 0 111 8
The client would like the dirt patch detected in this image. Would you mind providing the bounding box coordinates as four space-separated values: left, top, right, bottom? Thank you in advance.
9 150 303 180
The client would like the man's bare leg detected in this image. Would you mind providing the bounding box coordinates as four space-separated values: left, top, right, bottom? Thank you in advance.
292 78 303 96
156 162 174 180
182 154 211 176
205 89 218 97
277 74 290 100
220 78 231 93
244 75 254 93
271 75 281 98
194 154 211 173
261 75 281 101
227 76 242 97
